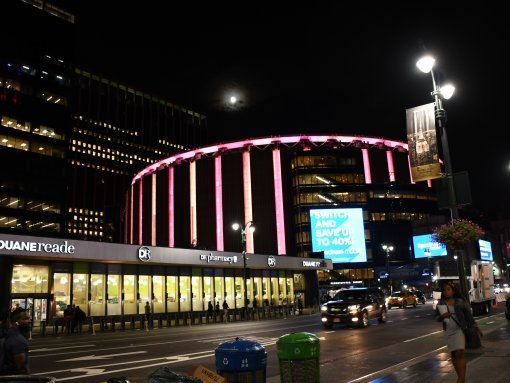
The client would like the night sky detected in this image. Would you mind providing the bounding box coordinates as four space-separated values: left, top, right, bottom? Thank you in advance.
74 5 509 222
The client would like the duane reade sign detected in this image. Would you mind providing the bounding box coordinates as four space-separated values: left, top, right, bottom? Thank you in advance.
0 240 76 254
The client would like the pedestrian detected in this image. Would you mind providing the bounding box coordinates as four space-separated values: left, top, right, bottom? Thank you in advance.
144 301 151 329
436 281 483 383
2 308 31 375
297 298 303 315
73 306 86 334
63 304 73 334
215 302 220 321
207 301 213 321
222 300 229 323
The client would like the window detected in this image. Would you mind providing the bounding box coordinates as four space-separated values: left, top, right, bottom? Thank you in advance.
11 265 48 294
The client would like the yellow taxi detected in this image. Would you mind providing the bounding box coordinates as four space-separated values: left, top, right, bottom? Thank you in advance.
386 291 417 309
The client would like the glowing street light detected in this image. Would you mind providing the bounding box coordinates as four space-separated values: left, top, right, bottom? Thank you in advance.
382 244 394 294
232 221 255 317
417 55 468 300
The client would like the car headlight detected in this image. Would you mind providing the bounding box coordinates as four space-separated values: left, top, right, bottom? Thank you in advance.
347 304 360 313
321 305 328 312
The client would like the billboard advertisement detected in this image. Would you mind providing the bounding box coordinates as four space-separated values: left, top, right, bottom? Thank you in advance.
479 239 493 262
412 234 447 258
310 208 366 263
406 103 442 182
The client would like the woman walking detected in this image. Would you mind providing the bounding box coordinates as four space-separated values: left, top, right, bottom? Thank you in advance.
436 281 483 383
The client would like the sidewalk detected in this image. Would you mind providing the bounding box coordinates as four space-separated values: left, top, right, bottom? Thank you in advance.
360 324 510 383
364 318 510 383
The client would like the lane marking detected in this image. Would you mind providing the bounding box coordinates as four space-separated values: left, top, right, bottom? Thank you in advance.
345 346 447 383
31 344 96 353
404 330 442 342
59 351 147 362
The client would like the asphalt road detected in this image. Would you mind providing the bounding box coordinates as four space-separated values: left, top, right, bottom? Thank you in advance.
28 302 506 383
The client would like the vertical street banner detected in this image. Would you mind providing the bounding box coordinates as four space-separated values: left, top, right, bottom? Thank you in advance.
406 103 442 182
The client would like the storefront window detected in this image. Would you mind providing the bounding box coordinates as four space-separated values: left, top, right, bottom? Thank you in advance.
286 277 294 304
271 278 279 306
235 277 243 308
123 275 136 315
138 275 151 314
90 274 105 316
253 277 262 307
11 265 49 294
72 274 88 315
278 276 286 305
179 276 191 312
53 273 70 317
203 276 213 308
214 276 224 305
262 277 270 306
166 276 178 312
153 276 165 313
191 276 203 312
107 275 121 315
225 277 234 309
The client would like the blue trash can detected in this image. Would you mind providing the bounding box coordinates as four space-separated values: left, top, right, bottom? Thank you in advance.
215 337 267 383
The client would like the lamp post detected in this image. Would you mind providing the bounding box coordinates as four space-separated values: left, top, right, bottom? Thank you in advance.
424 248 432 291
416 56 469 301
382 244 394 294
232 221 255 317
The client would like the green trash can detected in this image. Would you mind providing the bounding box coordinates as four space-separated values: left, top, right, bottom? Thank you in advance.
276 332 320 383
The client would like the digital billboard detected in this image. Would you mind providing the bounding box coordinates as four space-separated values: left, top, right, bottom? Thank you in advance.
310 208 366 263
479 239 493 262
412 234 447 258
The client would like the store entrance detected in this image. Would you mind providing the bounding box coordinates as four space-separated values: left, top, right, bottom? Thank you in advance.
10 296 49 330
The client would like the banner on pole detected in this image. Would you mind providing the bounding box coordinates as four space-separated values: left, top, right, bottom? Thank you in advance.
406 103 442 182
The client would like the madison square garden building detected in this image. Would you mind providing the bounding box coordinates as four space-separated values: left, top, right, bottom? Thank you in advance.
0 133 438 330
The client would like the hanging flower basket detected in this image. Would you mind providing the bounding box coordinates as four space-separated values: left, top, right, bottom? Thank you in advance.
432 219 485 251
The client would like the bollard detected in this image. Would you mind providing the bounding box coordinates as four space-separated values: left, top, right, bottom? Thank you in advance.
90 316 96 335
111 316 115 331
277 332 320 383
130 315 135 330
121 316 126 331
215 337 267 383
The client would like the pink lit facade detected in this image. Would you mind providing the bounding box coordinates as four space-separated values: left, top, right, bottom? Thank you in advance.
125 135 437 261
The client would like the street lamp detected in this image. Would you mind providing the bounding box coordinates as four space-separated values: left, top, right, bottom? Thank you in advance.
382 244 394 294
424 248 432 290
417 55 469 301
232 221 255 316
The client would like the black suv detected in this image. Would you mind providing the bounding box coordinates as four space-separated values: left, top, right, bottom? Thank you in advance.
320 287 387 329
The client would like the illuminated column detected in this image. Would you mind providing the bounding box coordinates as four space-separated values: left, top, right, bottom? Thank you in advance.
215 156 224 251
190 161 197 247
386 150 395 183
242 149 254 253
272 147 286 255
407 155 416 184
138 178 143 245
151 173 157 246
130 184 134 245
361 148 372 184
168 166 174 247
427 179 432 188
125 193 128 243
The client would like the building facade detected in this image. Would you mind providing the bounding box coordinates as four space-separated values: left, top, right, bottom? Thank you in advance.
1 0 207 243
124 135 439 289
0 232 330 329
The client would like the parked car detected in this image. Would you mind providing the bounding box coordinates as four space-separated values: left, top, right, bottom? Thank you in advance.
413 290 427 305
387 291 417 309
320 287 387 329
